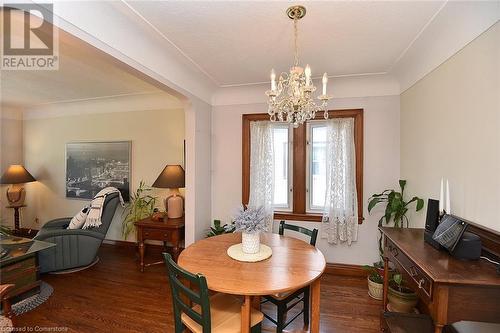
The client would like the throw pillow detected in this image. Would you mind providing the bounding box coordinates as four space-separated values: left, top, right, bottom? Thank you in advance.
67 206 90 229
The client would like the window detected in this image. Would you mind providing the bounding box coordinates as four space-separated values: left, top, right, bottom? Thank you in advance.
272 125 292 210
242 109 364 223
307 122 327 211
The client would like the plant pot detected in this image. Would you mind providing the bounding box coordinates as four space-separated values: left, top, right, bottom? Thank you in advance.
367 277 384 300
241 232 260 254
388 285 418 313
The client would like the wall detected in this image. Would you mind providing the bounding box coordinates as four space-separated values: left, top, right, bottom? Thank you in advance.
184 97 212 245
212 95 402 265
401 22 499 232
0 106 24 227
23 107 185 241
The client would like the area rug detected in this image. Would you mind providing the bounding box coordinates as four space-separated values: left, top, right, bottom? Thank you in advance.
12 282 53 316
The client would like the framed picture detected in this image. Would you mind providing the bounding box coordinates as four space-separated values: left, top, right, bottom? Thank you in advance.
66 141 131 201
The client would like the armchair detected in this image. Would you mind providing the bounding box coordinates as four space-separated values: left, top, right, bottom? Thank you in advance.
34 193 120 273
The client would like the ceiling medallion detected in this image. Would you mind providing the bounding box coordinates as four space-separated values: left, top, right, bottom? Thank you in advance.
266 5 332 128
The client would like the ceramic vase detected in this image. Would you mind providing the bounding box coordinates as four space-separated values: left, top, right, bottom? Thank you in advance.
242 232 260 254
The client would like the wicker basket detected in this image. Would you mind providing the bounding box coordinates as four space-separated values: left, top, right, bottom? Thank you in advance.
368 276 384 300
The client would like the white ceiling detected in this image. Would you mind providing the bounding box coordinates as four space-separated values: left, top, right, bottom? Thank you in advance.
0 10 170 108
126 0 447 87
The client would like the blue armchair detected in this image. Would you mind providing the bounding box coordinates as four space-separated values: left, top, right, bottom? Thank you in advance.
34 193 120 273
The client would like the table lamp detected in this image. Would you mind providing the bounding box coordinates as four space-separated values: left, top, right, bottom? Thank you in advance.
1 165 36 233
152 165 185 219
0 164 36 207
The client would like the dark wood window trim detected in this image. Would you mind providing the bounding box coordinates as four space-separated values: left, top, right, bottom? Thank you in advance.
242 109 364 223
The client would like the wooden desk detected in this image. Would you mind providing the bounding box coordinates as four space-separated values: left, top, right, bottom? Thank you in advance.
380 227 500 333
178 233 326 333
134 216 184 272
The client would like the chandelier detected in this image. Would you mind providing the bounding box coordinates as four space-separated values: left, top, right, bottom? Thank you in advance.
266 5 332 128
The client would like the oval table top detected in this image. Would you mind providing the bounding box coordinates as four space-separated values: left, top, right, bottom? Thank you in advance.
178 232 326 296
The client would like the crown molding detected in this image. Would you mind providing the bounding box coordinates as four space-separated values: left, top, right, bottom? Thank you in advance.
212 74 400 106
391 1 500 93
23 91 183 120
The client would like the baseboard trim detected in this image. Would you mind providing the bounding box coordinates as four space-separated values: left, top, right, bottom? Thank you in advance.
102 239 183 253
103 239 137 247
325 263 366 277
102 239 163 250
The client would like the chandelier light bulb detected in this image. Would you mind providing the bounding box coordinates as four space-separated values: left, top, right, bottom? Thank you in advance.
270 69 276 91
305 64 311 86
322 73 328 95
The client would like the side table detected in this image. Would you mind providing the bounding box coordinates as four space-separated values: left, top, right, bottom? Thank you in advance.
134 216 185 272
6 205 26 235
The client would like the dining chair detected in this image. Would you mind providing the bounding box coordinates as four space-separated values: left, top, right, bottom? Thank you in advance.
262 221 319 332
163 253 264 333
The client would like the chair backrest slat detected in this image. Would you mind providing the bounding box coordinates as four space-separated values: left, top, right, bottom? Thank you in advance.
279 220 319 246
163 253 212 333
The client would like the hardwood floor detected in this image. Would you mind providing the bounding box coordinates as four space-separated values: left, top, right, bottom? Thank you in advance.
17 245 381 332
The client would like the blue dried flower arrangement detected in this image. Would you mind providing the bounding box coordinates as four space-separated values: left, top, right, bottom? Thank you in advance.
231 205 268 234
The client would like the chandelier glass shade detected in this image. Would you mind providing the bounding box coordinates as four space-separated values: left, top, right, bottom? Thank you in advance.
266 6 332 128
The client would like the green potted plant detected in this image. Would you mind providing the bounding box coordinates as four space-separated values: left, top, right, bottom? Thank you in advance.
388 272 418 313
363 265 384 300
206 219 235 238
368 180 424 265
122 181 157 239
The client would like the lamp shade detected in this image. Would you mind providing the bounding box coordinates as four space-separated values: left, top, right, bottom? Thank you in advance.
0 165 36 184
152 165 185 189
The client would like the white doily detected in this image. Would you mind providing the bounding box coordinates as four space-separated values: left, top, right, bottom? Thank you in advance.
227 243 272 262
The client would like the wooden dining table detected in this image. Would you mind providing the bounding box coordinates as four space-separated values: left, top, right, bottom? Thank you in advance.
177 232 326 333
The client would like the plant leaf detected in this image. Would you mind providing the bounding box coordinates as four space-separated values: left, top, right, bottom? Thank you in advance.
416 198 424 211
399 180 406 192
368 198 382 213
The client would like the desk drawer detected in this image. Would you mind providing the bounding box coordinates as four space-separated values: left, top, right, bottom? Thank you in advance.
142 228 171 241
386 239 433 302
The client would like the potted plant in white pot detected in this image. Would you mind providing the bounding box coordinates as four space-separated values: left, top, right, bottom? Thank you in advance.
233 205 268 254
388 272 418 313
363 265 384 300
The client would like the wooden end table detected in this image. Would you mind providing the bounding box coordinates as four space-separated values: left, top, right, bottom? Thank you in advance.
134 216 184 272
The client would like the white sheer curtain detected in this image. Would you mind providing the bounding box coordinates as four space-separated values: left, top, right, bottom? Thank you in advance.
321 118 358 245
248 121 274 230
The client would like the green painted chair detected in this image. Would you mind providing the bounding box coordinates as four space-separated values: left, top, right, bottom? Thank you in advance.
262 221 319 332
163 253 263 333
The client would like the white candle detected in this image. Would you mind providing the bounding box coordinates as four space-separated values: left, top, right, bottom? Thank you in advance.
322 73 328 95
305 64 311 86
270 69 276 91
446 180 451 214
439 178 444 213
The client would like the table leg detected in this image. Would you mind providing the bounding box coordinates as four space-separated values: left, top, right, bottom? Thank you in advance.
138 241 145 272
241 295 251 333
172 230 180 262
251 295 261 310
311 278 321 333
383 256 389 311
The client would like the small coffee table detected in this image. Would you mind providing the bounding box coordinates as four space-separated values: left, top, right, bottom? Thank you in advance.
0 235 55 303
134 216 184 272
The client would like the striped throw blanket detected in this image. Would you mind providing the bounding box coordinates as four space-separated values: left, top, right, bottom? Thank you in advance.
83 187 125 229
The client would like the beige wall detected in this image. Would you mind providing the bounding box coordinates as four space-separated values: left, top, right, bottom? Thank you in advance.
401 22 499 231
212 95 402 265
0 106 24 227
23 108 185 241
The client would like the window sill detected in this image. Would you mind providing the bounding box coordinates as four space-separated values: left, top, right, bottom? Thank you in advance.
274 212 323 222
274 212 364 224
